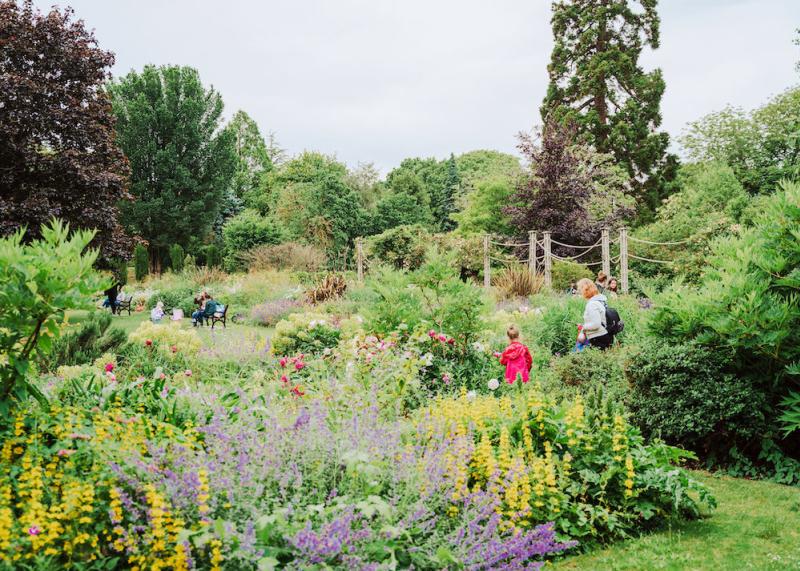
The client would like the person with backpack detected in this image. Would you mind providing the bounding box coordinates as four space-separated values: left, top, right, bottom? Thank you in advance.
576 278 623 350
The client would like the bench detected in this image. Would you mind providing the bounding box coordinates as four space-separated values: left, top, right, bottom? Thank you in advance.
210 304 228 329
117 296 133 316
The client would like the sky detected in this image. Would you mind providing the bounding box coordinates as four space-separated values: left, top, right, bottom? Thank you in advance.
55 0 800 172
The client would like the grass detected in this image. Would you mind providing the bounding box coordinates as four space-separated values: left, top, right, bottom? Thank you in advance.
66 310 273 356
555 472 800 570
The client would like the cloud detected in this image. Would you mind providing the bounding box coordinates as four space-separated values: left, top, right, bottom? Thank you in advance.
60 0 800 171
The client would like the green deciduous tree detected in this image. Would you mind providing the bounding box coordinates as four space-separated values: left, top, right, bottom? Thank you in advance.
541 0 675 211
108 65 237 271
373 193 430 233
455 150 521 189
681 87 800 194
452 179 514 236
0 220 105 410
0 1 131 264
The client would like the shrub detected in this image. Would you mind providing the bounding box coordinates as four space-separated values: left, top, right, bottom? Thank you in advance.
134 243 149 281
545 347 628 402
41 312 127 372
650 181 800 476
627 340 768 463
366 224 429 271
0 220 104 408
183 253 196 270
222 209 283 271
169 244 185 272
242 242 327 272
494 266 544 299
272 312 342 356
114 258 128 286
417 385 715 546
305 273 347 304
128 321 202 357
430 233 485 280
204 244 222 268
250 298 304 327
146 285 196 315
551 260 593 292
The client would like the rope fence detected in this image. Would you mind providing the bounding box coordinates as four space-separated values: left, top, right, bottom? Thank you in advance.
355 226 690 294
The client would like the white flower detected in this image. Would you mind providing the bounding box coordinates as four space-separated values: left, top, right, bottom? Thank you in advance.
472 341 485 352
466 390 477 400
488 378 500 391
398 322 408 331
323 347 332 356
309 320 318 329
422 352 434 366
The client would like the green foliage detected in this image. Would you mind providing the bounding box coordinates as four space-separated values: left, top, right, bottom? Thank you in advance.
452 179 514 236
183 253 196 270
40 312 127 372
373 193 430 232
631 162 749 282
267 152 367 254
366 225 430 271
226 110 272 202
115 258 129 287
169 244 185 273
203 244 222 268
430 153 459 231
222 209 283 271
272 312 342 356
547 347 628 402
627 340 768 463
454 150 521 189
551 260 593 292
133 244 149 281
146 285 196 314
108 65 237 259
0 220 105 408
541 0 675 209
681 86 800 194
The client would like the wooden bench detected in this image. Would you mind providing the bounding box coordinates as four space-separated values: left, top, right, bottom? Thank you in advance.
117 296 133 316
210 304 228 329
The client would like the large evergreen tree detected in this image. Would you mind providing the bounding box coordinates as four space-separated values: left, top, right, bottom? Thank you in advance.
108 65 236 270
0 0 130 264
541 0 675 210
431 153 460 231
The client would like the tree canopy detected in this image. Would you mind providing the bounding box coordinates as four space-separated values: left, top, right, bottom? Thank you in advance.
108 65 237 268
0 0 130 264
541 0 674 211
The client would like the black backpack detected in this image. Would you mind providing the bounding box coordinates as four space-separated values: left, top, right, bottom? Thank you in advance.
601 301 624 336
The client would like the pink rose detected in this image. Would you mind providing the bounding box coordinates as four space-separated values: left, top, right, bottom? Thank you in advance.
279 358 288 368
105 363 114 372
57 449 76 457
437 334 447 343
280 374 289 384
428 330 436 338
295 362 305 371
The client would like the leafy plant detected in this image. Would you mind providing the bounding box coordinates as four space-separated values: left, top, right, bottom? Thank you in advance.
494 266 544 299
551 260 593 292
272 312 342 356
169 243 185 272
0 220 105 410
40 312 127 372
366 224 429 271
134 243 149 281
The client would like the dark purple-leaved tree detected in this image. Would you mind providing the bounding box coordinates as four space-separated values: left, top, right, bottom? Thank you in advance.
504 121 633 255
0 0 131 263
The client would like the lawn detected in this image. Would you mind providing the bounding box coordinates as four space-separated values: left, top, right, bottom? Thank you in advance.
556 472 800 570
66 309 273 359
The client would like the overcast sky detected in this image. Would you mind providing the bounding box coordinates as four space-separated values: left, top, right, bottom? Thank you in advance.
56 0 800 172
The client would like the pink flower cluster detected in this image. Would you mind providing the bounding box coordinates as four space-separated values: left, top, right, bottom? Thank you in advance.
278 354 306 398
428 330 456 345
280 354 306 371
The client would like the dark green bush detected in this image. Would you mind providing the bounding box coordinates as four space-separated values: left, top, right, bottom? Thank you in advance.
41 312 127 372
626 339 768 462
169 244 185 272
366 224 429 271
222 209 284 271
204 244 222 268
134 244 149 281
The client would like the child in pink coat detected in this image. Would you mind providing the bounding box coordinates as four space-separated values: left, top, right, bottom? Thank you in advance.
498 325 533 384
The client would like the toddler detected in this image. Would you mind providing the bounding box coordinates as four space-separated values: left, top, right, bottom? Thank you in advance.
498 325 533 384
150 301 165 323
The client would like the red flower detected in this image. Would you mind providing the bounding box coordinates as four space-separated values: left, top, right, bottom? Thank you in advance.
170 345 178 353
447 338 455 345
295 361 305 371
428 330 436 338
105 363 114 372
437 334 447 343
145 339 153 347
291 385 305 397
279 358 288 368
280 374 289 384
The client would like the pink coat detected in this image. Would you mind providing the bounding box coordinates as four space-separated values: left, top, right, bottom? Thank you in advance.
500 342 533 383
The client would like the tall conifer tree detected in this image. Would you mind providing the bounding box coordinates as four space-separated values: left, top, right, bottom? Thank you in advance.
541 0 676 211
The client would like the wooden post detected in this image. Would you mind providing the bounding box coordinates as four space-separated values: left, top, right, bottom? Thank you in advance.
483 235 491 288
543 231 552 288
619 227 629 294
356 237 364 283
601 227 610 278
528 231 537 275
